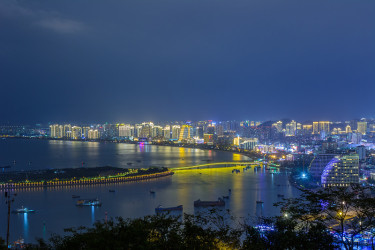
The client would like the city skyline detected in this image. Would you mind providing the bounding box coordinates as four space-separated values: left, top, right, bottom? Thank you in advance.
0 0 374 123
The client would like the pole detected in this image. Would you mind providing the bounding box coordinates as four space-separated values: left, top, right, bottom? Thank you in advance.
6 195 11 247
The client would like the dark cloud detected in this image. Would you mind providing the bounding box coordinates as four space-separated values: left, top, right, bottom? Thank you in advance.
0 0 374 123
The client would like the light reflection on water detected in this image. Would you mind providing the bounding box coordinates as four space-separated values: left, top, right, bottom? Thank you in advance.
1 167 300 244
23 213 28 243
0 139 251 170
0 139 300 244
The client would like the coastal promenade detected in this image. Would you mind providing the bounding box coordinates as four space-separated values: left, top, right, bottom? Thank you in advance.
0 171 173 190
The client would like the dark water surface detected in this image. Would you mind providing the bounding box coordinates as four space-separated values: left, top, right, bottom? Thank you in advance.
0 139 299 243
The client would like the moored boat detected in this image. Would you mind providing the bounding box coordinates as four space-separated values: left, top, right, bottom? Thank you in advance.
72 195 80 198
155 205 183 213
12 207 35 213
109 189 116 193
256 200 264 204
76 199 102 206
194 198 225 207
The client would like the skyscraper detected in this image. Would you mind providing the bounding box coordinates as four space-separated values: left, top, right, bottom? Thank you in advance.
139 122 153 138
302 124 313 134
357 121 367 135
119 124 134 137
88 129 99 139
345 125 352 134
49 124 60 138
152 126 163 138
82 127 90 138
319 121 330 134
163 126 171 139
71 126 82 140
171 125 180 140
179 125 192 141
285 120 296 136
313 122 319 134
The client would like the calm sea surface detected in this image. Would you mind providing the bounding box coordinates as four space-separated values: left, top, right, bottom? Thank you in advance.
0 138 300 243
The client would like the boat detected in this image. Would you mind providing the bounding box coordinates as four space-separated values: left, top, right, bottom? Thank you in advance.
127 162 133 165
277 194 284 198
109 189 116 193
222 195 229 199
150 190 155 194
155 205 183 213
76 199 102 206
194 198 225 207
256 200 264 204
12 207 35 213
72 195 80 198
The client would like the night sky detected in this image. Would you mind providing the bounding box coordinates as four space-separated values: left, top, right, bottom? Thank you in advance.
1 0 374 123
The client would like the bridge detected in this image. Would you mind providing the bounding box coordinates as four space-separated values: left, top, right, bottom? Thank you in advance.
173 161 263 170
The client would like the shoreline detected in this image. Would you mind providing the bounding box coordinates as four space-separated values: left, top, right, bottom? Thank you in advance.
0 168 174 190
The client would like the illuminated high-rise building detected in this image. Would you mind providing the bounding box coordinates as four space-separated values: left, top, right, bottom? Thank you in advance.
345 125 352 134
171 125 180 140
321 154 359 188
88 129 99 139
152 126 163 138
216 124 224 136
58 125 64 137
357 121 367 135
309 154 338 181
64 124 72 138
139 122 153 138
272 121 283 132
313 122 319 134
71 126 82 140
119 124 134 137
302 124 313 134
49 124 60 138
285 120 297 136
179 125 192 141
163 126 171 139
296 123 302 130
233 136 241 146
82 127 90 138
319 121 330 134
312 121 330 134
135 124 142 138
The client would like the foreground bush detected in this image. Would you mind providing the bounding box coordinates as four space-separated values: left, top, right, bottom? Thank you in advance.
24 210 336 250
